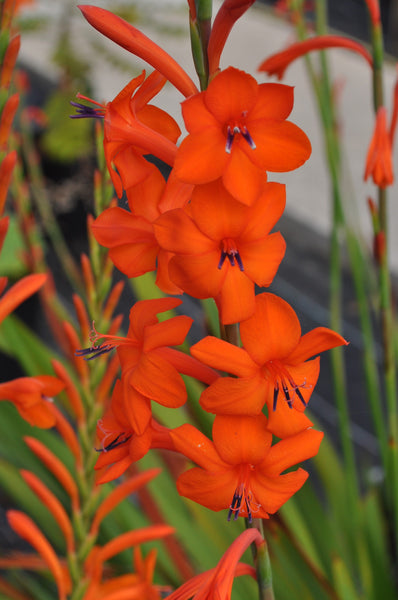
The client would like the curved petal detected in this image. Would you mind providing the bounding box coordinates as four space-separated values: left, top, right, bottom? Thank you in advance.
155 249 183 294
173 129 228 184
138 105 181 143
131 352 187 408
250 83 294 121
92 208 153 247
204 67 258 123
176 467 236 512
240 182 286 239
191 181 248 240
213 414 272 465
170 423 226 469
129 297 182 341
217 267 255 324
287 327 348 365
122 383 152 435
199 375 267 415
222 145 266 206
168 251 225 298
154 209 215 254
251 468 308 514
240 293 301 365
181 92 219 133
109 242 158 278
264 429 324 476
240 233 286 287
266 400 313 438
191 336 257 377
143 315 192 352
248 120 311 172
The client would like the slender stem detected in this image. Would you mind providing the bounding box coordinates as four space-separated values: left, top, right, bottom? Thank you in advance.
368 9 398 562
246 518 275 600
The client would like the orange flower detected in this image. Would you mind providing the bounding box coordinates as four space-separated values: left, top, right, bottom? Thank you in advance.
259 35 373 80
364 106 394 188
207 0 257 76
79 5 198 98
154 180 286 324
173 67 311 205
94 380 173 483
0 375 64 428
92 165 189 294
76 298 217 434
171 414 323 521
167 529 259 600
72 71 180 198
191 292 347 437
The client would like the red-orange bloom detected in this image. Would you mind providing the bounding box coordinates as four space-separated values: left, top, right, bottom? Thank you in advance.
154 180 286 324
364 106 394 188
94 380 173 484
77 298 217 435
191 292 347 437
167 529 259 600
79 5 198 98
171 414 323 520
72 71 180 198
174 67 311 205
0 272 46 325
259 35 373 80
0 375 64 428
92 165 189 294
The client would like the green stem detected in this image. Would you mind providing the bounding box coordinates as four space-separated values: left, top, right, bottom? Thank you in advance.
369 11 398 562
246 519 275 600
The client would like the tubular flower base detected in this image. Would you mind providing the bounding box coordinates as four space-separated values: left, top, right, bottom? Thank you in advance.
191 292 348 438
167 529 260 600
173 67 311 205
154 180 286 324
171 414 323 521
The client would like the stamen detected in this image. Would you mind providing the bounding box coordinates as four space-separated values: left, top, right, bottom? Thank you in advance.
70 94 105 119
241 126 256 149
95 433 132 453
218 250 228 269
218 240 245 271
228 488 242 521
75 344 114 360
267 360 309 410
225 126 234 154
273 385 279 412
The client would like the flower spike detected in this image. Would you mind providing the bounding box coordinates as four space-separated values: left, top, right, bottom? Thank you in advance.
78 6 198 98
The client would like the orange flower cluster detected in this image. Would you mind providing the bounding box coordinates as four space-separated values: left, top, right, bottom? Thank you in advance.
72 2 349 527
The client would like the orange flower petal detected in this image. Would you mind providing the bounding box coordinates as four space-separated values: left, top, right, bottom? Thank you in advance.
168 251 225 298
216 267 255 324
222 146 266 205
204 68 258 122
199 374 267 415
250 83 294 121
176 467 236 512
191 181 248 239
239 182 286 238
173 129 228 184
171 423 226 470
263 429 324 476
248 120 311 172
287 327 348 364
191 336 257 377
267 399 313 438
143 315 192 352
78 6 198 98
251 469 308 515
131 352 187 408
213 414 272 465
154 208 216 254
239 293 301 364
240 233 286 286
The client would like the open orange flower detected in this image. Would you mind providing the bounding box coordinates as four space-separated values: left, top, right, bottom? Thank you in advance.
0 375 64 428
173 67 311 205
171 414 323 521
154 180 286 324
72 70 180 198
191 292 347 437
92 165 191 294
77 298 217 435
94 380 173 484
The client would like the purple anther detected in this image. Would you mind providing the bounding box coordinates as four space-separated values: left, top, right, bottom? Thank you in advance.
70 101 105 119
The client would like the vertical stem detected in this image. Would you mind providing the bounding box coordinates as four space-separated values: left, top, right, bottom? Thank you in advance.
369 10 398 561
246 518 275 600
